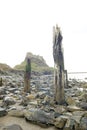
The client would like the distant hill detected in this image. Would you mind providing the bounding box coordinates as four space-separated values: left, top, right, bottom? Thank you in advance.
14 52 53 74
0 63 12 71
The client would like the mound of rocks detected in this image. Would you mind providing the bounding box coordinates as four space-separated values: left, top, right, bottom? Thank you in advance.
0 71 87 129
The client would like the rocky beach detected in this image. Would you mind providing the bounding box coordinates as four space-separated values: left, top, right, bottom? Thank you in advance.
0 70 87 130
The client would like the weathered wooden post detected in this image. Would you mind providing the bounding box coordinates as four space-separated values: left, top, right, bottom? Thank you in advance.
24 58 31 92
0 77 2 86
53 25 65 104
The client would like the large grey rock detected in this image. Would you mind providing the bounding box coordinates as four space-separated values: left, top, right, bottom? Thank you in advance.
2 124 23 130
24 109 54 126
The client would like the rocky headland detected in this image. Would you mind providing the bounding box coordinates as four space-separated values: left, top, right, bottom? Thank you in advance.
14 52 53 75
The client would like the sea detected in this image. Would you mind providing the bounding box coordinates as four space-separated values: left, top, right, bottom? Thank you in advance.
68 73 87 82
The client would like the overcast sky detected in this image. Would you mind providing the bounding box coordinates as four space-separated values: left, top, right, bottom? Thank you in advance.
0 0 87 72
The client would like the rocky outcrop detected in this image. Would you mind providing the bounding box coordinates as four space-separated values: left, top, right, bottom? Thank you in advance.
14 52 53 74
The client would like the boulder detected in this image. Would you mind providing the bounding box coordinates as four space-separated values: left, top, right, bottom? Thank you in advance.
24 109 54 126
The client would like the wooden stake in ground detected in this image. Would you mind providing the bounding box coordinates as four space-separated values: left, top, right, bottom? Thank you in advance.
53 25 65 104
0 77 2 86
24 58 31 92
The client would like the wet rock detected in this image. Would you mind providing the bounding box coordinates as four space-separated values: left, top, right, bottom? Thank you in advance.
63 112 72 117
79 102 87 110
29 101 37 106
54 105 67 114
26 94 35 100
0 107 7 117
8 88 18 93
72 115 82 124
67 105 82 112
8 109 25 117
14 90 20 94
20 97 29 106
65 96 76 105
3 96 16 106
0 87 6 95
0 95 4 100
63 118 79 130
0 101 4 107
7 82 16 88
24 109 54 126
72 110 86 117
54 115 68 128
79 117 87 130
36 92 47 99
42 95 51 105
79 92 87 102
2 124 23 130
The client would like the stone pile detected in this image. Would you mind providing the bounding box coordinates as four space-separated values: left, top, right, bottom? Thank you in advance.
0 71 87 129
